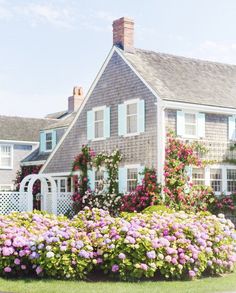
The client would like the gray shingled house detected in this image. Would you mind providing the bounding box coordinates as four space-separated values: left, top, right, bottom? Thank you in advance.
0 116 57 191
40 17 236 196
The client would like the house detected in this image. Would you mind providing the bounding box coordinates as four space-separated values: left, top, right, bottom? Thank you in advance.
40 17 236 196
21 86 84 191
0 115 57 191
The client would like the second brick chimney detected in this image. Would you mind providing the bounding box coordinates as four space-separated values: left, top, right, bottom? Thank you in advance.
68 86 84 113
112 17 134 52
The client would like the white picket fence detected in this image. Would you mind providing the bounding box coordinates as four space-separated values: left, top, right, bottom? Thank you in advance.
0 192 73 215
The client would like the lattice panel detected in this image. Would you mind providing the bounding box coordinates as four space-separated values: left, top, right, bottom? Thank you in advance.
43 193 53 213
0 192 28 214
57 193 73 215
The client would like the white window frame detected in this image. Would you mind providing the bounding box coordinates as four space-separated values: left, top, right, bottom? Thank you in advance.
0 184 13 191
124 99 140 137
126 164 140 193
53 177 70 193
190 165 236 196
0 144 13 169
92 106 106 141
45 131 53 152
226 168 236 194
183 111 198 138
192 167 205 186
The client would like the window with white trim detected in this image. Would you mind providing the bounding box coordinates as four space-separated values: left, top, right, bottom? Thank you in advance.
95 170 104 191
94 109 104 139
210 169 222 193
184 113 197 136
0 145 12 169
227 169 236 193
192 168 205 185
60 179 66 192
45 132 53 151
127 168 138 192
126 102 138 134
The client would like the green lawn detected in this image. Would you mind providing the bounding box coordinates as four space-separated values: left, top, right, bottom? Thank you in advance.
1 272 236 293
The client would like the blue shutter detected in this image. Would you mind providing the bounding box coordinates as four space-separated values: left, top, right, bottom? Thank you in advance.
118 167 127 194
88 169 95 190
104 107 110 138
197 113 205 138
103 169 109 192
177 111 185 136
39 132 46 153
87 110 94 140
51 130 57 149
118 104 126 136
138 100 145 133
137 165 145 185
185 166 192 179
228 116 235 140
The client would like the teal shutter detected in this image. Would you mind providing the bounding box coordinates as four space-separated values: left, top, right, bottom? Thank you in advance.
51 130 57 149
103 169 109 192
138 100 145 133
104 107 110 138
197 113 205 138
185 166 192 179
228 116 235 140
88 169 95 190
177 111 185 136
118 104 126 136
137 165 145 184
118 167 127 194
39 132 46 153
87 110 94 140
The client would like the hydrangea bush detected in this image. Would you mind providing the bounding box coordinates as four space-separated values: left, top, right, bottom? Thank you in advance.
1 209 235 281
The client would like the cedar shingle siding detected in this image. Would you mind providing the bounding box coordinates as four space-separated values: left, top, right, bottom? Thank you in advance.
43 51 158 174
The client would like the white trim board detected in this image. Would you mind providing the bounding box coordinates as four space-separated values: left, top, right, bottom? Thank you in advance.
21 160 46 167
0 140 39 145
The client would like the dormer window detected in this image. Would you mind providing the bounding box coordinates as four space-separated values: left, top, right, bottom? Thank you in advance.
46 132 53 151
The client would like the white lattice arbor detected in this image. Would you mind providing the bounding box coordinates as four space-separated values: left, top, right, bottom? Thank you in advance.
19 174 57 214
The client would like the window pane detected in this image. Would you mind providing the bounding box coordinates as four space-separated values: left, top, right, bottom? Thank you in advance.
227 169 236 193
210 169 222 192
0 145 12 167
127 168 138 192
95 110 103 121
95 170 104 191
60 179 66 192
46 141 52 150
185 113 196 124
95 121 104 138
185 125 196 136
127 103 137 115
127 115 137 134
192 168 205 185
46 133 52 140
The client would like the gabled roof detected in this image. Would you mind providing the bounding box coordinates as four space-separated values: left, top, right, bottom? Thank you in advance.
45 110 68 119
0 116 57 142
21 147 50 164
122 48 236 109
42 112 77 131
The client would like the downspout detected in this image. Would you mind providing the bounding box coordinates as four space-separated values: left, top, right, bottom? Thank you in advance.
156 100 166 200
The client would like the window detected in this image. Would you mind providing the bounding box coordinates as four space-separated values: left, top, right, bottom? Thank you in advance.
184 113 197 136
210 169 222 193
95 170 104 191
227 169 236 193
45 132 53 151
127 103 138 134
127 168 138 192
192 168 205 185
0 145 12 169
60 179 66 192
94 109 104 139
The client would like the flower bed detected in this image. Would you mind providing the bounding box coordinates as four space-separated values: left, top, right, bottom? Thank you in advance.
0 209 236 280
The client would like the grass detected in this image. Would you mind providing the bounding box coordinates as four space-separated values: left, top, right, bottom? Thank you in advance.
1 272 236 293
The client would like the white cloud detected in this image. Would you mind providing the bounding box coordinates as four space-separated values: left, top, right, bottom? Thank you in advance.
0 0 12 20
186 40 236 64
19 3 74 29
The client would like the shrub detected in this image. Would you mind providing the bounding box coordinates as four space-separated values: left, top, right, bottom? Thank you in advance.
0 209 235 281
120 168 162 212
143 205 174 214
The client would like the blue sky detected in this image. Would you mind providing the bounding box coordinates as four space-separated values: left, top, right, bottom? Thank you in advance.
0 0 236 117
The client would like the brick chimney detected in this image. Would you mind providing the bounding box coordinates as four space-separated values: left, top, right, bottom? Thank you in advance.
112 17 134 52
68 86 84 113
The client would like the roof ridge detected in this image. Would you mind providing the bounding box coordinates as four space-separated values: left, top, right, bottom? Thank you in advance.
0 115 58 121
134 47 236 67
